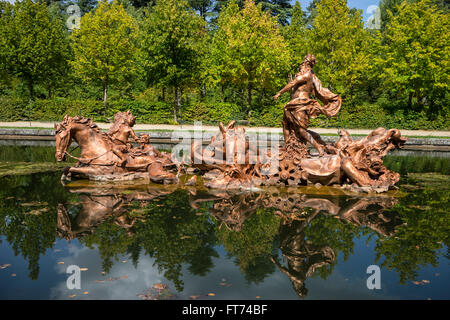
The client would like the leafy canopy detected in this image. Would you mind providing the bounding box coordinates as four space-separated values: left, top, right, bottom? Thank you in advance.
71 0 139 100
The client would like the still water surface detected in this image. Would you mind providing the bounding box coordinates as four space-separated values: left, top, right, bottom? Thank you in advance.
0 145 448 300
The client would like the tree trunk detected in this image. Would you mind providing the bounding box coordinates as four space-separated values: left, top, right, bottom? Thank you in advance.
174 86 181 123
103 79 108 115
350 86 354 107
417 90 424 108
201 84 206 99
247 84 252 111
28 80 33 101
221 84 225 102
201 8 206 20
408 92 413 109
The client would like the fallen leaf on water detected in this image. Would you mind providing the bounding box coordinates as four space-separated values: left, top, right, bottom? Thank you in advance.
121 275 128 279
256 296 261 299
20 201 48 207
95 280 105 283
11 274 16 277
27 207 49 215
208 293 216 296
422 280 430 284
83 291 89 295
54 249 61 253
122 260 127 263
153 283 168 290
0 264 11 269
80 268 88 271
57 261 64 265
68 295 76 299
220 282 227 286
137 288 175 300
190 295 200 300
101 271 106 275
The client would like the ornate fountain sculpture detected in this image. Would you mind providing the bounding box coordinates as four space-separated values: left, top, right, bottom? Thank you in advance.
55 111 177 184
191 54 407 192
55 54 407 193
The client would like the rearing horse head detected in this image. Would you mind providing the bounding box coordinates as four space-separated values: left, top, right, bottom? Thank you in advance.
54 115 72 162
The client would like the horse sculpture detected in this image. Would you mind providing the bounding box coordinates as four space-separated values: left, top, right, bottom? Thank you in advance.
55 114 177 184
55 51 408 195
191 121 407 192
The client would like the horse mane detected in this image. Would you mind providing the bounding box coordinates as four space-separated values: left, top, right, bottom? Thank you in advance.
71 116 100 131
56 115 108 144
57 115 100 132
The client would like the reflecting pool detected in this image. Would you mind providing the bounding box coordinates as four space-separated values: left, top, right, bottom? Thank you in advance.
0 144 448 300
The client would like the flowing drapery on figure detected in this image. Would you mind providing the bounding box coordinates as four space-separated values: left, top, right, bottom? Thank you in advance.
283 73 342 132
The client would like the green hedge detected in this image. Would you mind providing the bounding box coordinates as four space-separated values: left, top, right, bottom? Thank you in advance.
181 101 243 125
0 97 175 124
0 97 448 130
250 101 450 130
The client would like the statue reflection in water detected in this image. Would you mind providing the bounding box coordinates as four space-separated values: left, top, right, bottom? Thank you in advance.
57 184 178 240
270 196 400 298
56 183 403 298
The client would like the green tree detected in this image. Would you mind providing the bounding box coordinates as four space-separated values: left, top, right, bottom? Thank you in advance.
209 0 291 113
380 0 448 33
307 0 372 104
141 0 206 123
374 173 450 284
212 0 245 14
380 0 405 32
0 1 14 88
304 0 320 28
215 207 280 284
71 0 139 109
2 0 70 100
256 0 293 26
378 0 449 112
212 0 292 26
188 0 213 19
283 1 309 69
129 0 155 9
